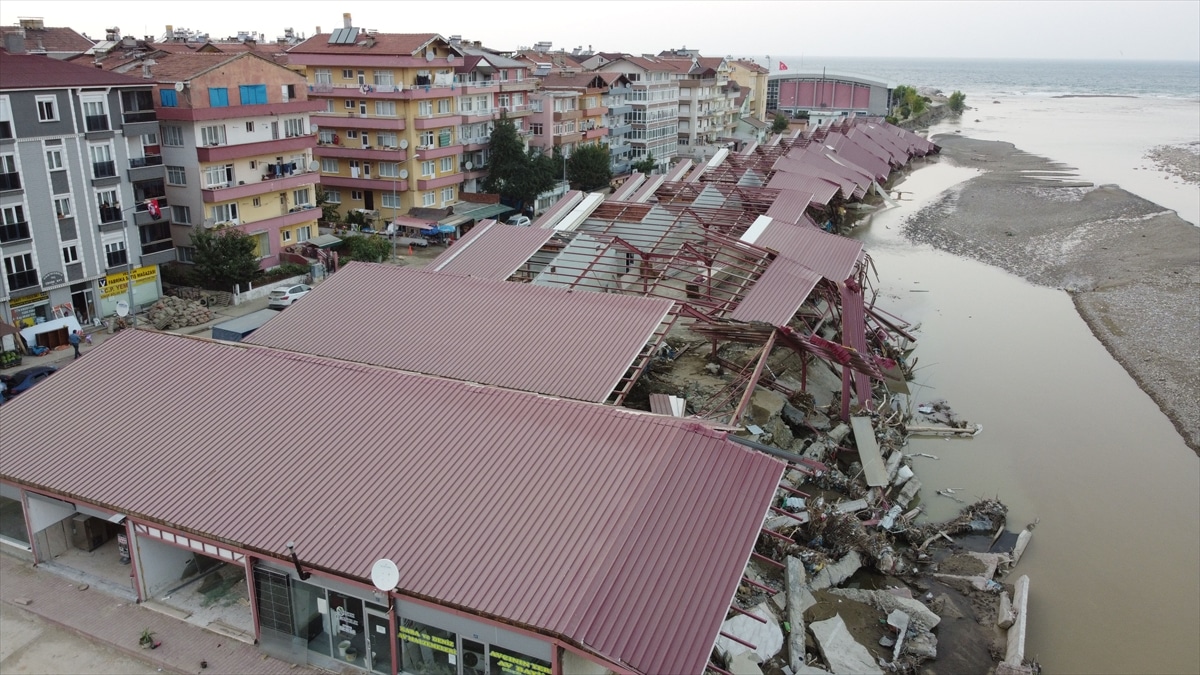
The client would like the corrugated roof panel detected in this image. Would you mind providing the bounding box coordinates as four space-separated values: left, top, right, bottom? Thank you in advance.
772 158 856 199
245 262 674 402
730 257 823 325
765 173 840 206
824 136 889 181
610 174 646 201
427 221 553 278
765 190 816 225
0 331 785 675
533 190 584 228
630 174 665 202
754 218 864 282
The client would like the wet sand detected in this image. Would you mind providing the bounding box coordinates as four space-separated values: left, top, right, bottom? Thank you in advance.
903 135 1200 454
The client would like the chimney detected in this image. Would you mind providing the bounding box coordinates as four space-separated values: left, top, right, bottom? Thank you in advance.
4 33 25 54
343 13 352 29
142 59 155 78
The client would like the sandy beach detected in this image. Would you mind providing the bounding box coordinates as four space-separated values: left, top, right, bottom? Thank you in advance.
902 134 1200 454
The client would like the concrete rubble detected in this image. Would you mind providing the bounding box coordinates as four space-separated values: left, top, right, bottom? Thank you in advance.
810 614 884 675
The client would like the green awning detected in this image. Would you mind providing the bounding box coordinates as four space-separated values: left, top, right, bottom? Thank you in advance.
439 203 513 226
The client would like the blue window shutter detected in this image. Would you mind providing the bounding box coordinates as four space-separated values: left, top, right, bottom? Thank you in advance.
255 84 268 104
160 90 177 107
209 88 228 107
238 85 252 105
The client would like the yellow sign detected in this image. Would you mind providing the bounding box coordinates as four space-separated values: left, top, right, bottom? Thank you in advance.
99 266 158 299
9 292 49 308
397 626 456 655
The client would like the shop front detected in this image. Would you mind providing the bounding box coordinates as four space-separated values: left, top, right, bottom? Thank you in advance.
97 265 161 317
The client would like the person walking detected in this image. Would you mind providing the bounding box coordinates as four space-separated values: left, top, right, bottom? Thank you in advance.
68 329 82 359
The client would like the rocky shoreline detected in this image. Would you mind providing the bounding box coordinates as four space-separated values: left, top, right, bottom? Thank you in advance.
902 134 1200 454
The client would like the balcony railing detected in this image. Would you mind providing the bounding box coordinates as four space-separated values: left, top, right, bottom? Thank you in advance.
123 110 157 123
98 205 124 223
0 172 20 191
92 161 117 179
0 220 31 243
5 269 39 292
105 252 129 269
85 115 110 132
129 155 163 169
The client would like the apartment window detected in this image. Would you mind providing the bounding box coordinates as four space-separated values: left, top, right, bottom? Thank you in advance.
499 69 509 82
283 118 305 138
530 122 543 136
252 232 269 258
362 163 371 177
345 99 355 109
440 156 453 173
53 197 71 218
373 70 394 86
418 101 432 117
171 204 191 224
475 95 489 111
350 190 363 201
516 69 524 82
4 252 37 289
321 158 339 173
377 131 398 148
293 188 310 206
297 225 311 242
459 96 472 112
346 130 359 139
440 186 454 203
45 149 63 170
0 205 29 243
437 98 451 114
84 99 111 130
282 84 296 102
104 240 127 268
62 244 79 264
357 70 366 85
359 101 367 116
209 87 230 107
210 203 239 223
246 121 255 133
324 189 341 204
315 69 332 84
514 93 524 106
324 99 335 113
318 129 335 144
166 165 187 185
252 197 261 207
89 144 115 178
342 69 353 79
419 131 434 147
374 100 396 116
378 162 399 178
160 89 178 106
161 125 184 146
281 229 291 242
421 160 435 177
176 246 194 263
422 192 436 207
499 94 510 109
204 164 233 188
201 124 227 146
381 192 400 208
36 95 58 122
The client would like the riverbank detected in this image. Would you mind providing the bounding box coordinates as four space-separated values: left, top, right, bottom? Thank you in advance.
901 134 1200 454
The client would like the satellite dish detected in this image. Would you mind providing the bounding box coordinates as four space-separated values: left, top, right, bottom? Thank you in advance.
447 54 456 64
464 161 473 170
174 81 185 92
115 300 130 317
398 169 408 179
370 558 400 592
425 50 435 62
398 139 408 149
308 160 320 172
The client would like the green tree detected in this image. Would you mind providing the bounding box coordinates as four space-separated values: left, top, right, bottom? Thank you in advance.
190 227 262 291
771 113 790 134
631 152 657 175
566 143 612 191
338 233 393 263
948 90 967 114
316 186 340 224
482 112 556 208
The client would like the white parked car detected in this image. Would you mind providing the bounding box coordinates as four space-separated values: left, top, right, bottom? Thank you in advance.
268 284 312 308
506 215 532 227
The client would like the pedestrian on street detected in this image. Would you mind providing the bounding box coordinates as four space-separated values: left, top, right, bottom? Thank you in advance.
68 330 82 359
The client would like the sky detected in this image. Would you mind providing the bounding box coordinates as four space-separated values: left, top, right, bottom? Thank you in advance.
2 0 1198 61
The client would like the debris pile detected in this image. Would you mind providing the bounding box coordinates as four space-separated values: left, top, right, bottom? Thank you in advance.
147 296 214 331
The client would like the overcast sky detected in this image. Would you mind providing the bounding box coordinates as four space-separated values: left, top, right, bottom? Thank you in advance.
2 1 1198 61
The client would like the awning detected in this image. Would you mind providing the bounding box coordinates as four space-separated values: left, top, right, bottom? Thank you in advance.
439 203 513 226
308 234 342 248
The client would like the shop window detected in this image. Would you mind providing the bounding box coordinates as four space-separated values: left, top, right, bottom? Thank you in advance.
0 495 30 546
489 645 552 675
399 618 456 674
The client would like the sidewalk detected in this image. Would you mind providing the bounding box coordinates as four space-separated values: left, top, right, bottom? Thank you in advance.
0 553 329 675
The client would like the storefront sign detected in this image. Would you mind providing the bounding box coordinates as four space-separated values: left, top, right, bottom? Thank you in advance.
41 271 65 287
490 648 552 675
398 625 456 655
9 292 49 325
10 292 49 308
99 266 159 299
334 605 360 636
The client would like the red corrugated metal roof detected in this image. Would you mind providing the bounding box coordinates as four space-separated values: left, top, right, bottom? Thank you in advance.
754 218 864 282
765 190 816 225
765 173 840 206
426 221 553 278
245 262 674 403
823 136 889 182
0 52 153 89
0 330 785 675
771 158 857 200
532 190 583 227
730 257 823 325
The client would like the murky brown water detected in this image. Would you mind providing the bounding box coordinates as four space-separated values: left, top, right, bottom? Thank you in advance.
854 160 1200 674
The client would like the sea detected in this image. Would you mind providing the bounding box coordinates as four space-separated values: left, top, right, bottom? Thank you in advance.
744 57 1200 673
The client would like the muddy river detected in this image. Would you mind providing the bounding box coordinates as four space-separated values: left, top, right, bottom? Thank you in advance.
853 160 1200 674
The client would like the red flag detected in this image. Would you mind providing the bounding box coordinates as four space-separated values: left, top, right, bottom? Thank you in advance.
146 199 161 218
778 61 789 71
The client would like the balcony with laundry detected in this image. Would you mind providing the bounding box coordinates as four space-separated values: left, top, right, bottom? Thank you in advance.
200 160 318 203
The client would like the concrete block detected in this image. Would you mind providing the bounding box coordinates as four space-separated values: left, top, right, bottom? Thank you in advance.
730 650 764 675
750 389 788 425
997 591 1015 629
809 614 883 675
896 478 922 508
1004 575 1030 666
829 588 941 630
828 423 851 443
905 630 937 659
787 557 809 672
809 551 862 591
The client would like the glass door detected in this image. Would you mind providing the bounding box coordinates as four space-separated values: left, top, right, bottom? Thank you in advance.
366 607 392 674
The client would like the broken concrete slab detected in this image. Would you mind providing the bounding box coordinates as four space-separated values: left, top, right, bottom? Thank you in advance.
896 477 922 508
809 614 884 675
887 609 910 662
934 573 1003 593
885 450 903 483
850 416 889 487
1004 575 1030 666
905 630 938 659
995 662 1036 675
828 423 851 444
997 591 1015 629
809 551 862 591
828 588 941 630
750 389 789 425
715 600 784 664
966 551 1009 581
834 498 869 514
1012 525 1034 566
787 557 808 672
766 511 810 531
729 650 765 675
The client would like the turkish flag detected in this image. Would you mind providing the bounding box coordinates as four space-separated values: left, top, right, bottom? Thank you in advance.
146 199 161 218
778 61 789 71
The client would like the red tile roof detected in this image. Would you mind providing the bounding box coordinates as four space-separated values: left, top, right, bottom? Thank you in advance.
0 25 92 55
426 221 554 278
288 32 441 55
0 329 786 675
0 52 154 90
245 262 675 403
732 59 769 74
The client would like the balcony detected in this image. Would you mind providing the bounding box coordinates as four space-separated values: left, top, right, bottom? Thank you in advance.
411 144 461 160
460 109 497 124
552 109 583 122
311 113 406 131
92 161 117 180
128 155 164 181
416 173 464 191
140 246 177 266
461 137 491 151
0 219 31 243
5 269 39 292
314 144 407 162
85 114 111 133
196 134 316 163
133 199 169 225
413 115 464 130
201 170 318 203
0 171 20 192
584 127 608 140
320 174 408 193
242 207 321 233
582 106 606 117
98 205 124 224
123 110 156 124
155 99 324 123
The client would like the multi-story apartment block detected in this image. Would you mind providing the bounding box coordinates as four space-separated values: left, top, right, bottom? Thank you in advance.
728 59 770 121
530 72 633 174
287 17 536 224
658 53 740 160
597 73 634 174
115 51 322 268
0 50 168 330
596 56 680 172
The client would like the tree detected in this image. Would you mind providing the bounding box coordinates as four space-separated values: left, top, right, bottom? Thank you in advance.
339 233 392 263
190 227 262 291
566 143 612 191
316 186 340 224
948 91 967 114
771 113 790 134
482 112 556 208
631 152 657 175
